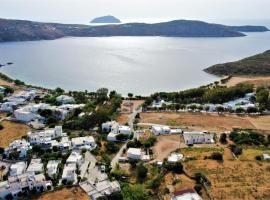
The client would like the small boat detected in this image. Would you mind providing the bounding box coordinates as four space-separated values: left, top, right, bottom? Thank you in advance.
0 64 5 67
6 62 13 65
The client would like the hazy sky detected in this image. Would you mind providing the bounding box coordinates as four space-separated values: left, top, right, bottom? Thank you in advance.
0 0 270 24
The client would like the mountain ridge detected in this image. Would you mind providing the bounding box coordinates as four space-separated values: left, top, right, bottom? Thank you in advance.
0 18 269 42
204 50 270 76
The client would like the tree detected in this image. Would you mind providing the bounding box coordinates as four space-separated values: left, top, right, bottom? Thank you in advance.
105 142 119 154
136 162 148 183
148 174 164 189
209 152 223 161
14 79 25 85
128 93 133 99
54 87 64 94
122 184 150 200
116 134 129 141
216 106 224 113
219 133 227 144
194 184 202 195
256 88 269 111
0 93 4 103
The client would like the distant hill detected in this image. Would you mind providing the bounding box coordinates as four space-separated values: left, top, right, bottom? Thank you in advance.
204 50 270 76
90 15 121 23
0 18 269 42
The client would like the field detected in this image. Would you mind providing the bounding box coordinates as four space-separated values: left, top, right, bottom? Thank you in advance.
0 78 14 87
117 114 129 124
152 135 181 162
36 187 89 200
0 121 30 148
182 147 270 200
140 112 255 132
225 76 270 88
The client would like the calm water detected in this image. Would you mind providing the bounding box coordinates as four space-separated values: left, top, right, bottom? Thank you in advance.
1 32 270 95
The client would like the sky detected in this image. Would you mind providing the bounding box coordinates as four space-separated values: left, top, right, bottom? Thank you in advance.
0 0 270 25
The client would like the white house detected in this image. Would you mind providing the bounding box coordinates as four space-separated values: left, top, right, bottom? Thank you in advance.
102 121 118 132
4 139 31 159
127 148 142 160
171 188 202 200
9 162 27 177
80 180 121 200
0 173 52 199
66 151 83 166
55 104 85 120
151 100 172 109
168 153 184 163
107 132 119 142
28 126 66 146
62 163 77 184
71 136 96 150
151 125 182 136
14 103 51 122
152 125 171 135
26 159 43 175
263 154 270 161
56 95 75 104
57 136 71 150
183 132 214 145
47 160 61 179
104 121 131 142
0 102 18 112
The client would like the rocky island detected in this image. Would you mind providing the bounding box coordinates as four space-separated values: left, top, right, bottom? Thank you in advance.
90 15 121 23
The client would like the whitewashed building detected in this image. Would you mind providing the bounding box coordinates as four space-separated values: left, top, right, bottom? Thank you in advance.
28 126 66 146
66 151 83 166
47 160 61 178
183 132 214 145
71 136 96 150
80 180 121 200
263 154 270 161
26 159 43 175
152 125 171 135
0 173 52 199
4 139 31 159
62 163 77 183
168 153 184 163
14 103 50 122
103 121 131 142
127 148 142 160
9 162 27 177
0 102 18 112
56 95 75 104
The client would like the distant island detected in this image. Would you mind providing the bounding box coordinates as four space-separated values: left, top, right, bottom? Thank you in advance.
204 50 270 76
0 18 269 42
90 15 121 23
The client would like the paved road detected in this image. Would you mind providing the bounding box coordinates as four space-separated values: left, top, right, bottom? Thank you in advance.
84 151 108 183
110 106 142 169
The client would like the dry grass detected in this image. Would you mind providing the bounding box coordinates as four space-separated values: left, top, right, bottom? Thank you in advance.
0 79 14 87
183 147 270 200
140 112 257 132
36 187 90 200
225 76 270 88
153 135 181 162
247 115 270 131
117 114 129 124
0 121 30 148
